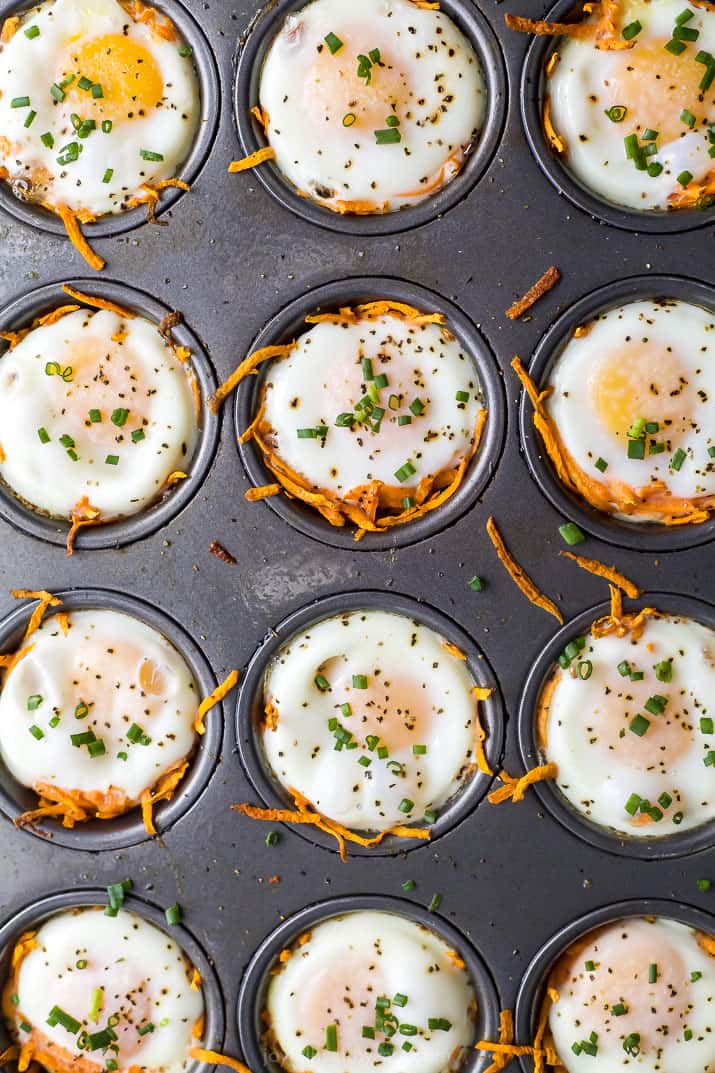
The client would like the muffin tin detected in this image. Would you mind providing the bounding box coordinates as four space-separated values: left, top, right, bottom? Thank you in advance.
0 0 712 1069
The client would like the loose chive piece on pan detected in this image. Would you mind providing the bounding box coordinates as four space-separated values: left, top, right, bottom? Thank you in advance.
164 904 182 925
468 575 484 591
559 521 586 545
428 892 442 912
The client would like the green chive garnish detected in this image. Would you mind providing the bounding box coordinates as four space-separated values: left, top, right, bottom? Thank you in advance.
105 454 119 466
140 149 164 161
165 904 182 925
10 96 30 108
622 19 642 39
325 1024 338 1052
629 714 650 737
604 105 627 123
559 521 586 545
324 32 343 54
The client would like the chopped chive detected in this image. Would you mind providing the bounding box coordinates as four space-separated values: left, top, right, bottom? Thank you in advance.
352 674 368 689
577 659 592 680
101 119 112 133
468 575 484 591
10 96 30 108
559 521 586 545
105 454 119 466
428 892 441 912
358 756 371 768
88 408 102 423
40 131 54 147
377 1043 394 1057
137 1023 154 1037
265 829 279 846
398 798 414 814
140 149 164 161
24 24 40 37
71 730 96 747
700 717 714 734
325 1024 338 1052
37 426 51 444
87 739 106 758
24 110 36 128
397 415 412 426
401 879 415 891
604 105 627 123
165 904 182 925
584 960 596 972
50 83 65 102
673 810 684 824
409 398 425 416
111 407 129 427
412 744 427 755
375 127 401 145
625 793 641 816
648 963 658 984
671 446 687 470
324 31 343 54
394 461 416 483
340 702 352 717
27 694 42 710
647 162 664 177
623 1033 641 1057
47 1007 81 1034
302 1046 317 1060
629 714 650 737
630 670 644 682
77 75 93 90
645 694 667 715
178 42 193 57
697 878 711 891
28 724 44 740
314 674 330 692
102 168 113 184
674 24 700 40
654 659 672 682
374 373 389 388
48 715 60 728
612 1002 628 1016
681 108 696 129
642 129 658 142
665 37 687 54
455 390 470 402
622 19 642 39
594 456 608 472
91 83 104 99
658 792 673 809
677 170 694 187
627 438 646 460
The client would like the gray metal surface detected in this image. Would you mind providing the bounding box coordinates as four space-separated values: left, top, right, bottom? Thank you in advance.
0 0 713 1068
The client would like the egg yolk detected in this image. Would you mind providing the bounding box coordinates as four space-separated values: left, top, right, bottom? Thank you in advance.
605 41 710 145
319 660 437 752
592 676 691 769
554 925 690 1048
293 948 390 1055
65 34 164 124
42 332 149 447
306 36 410 130
589 342 694 443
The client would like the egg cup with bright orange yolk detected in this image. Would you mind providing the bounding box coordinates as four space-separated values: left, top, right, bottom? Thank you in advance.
234 608 494 858
536 600 715 838
0 0 199 267
540 917 715 1071
263 911 478 1073
216 301 487 541
0 604 201 833
0 290 200 554
2 907 205 1073
247 0 485 214
514 298 715 527
518 0 715 212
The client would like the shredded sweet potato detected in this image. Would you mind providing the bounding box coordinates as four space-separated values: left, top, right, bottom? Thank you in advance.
245 484 281 502
56 206 105 272
233 788 430 862
543 98 566 153
140 760 190 836
0 1046 19 1068
512 357 715 525
35 305 81 329
478 1009 517 1073
486 517 563 623
194 669 240 735
668 168 715 211
61 284 134 319
445 949 465 970
328 197 389 215
209 344 294 414
10 589 62 643
0 330 25 348
559 550 640 598
250 105 270 134
488 764 558 805
67 497 101 556
591 589 657 642
594 0 633 50
122 0 176 39
228 147 277 173
443 640 466 660
189 1049 253 1073
473 687 493 776
126 178 191 224
506 267 561 320
504 12 595 38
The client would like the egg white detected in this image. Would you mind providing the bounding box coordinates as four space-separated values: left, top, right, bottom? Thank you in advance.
0 307 198 520
11 907 203 1073
262 609 480 831
549 917 715 1073
542 613 715 837
546 299 715 521
0 0 199 217
266 910 476 1073
548 0 715 211
0 608 198 803
262 314 483 497
258 0 485 212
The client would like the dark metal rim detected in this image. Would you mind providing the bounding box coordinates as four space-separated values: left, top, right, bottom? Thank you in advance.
0 0 221 238
234 275 507 551
236 893 502 1073
517 592 715 860
0 587 222 850
233 0 508 236
0 887 226 1068
235 588 505 856
0 277 220 550
517 274 715 552
515 898 715 1072
519 0 715 235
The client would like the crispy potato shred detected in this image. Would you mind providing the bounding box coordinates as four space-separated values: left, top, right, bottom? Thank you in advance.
592 585 658 641
512 357 715 526
67 497 101 556
61 284 135 319
55 205 105 273
228 147 277 173
194 669 240 735
125 178 191 225
140 759 190 836
232 788 431 862
244 484 281 502
506 266 561 320
488 765 559 805
473 685 494 776
486 516 563 623
559 550 640 598
506 1 630 50
477 999 563 1073
189 1048 254 1073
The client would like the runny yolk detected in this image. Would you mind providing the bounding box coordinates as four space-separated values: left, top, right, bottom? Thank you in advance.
595 680 691 768
589 342 693 443
294 948 390 1055
605 40 710 145
320 660 436 753
44 332 149 446
65 34 164 124
305 36 409 130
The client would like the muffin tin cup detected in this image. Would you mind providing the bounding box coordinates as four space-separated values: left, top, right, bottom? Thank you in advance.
517 274 715 552
0 886 226 1067
236 893 501 1073
514 897 715 1072
0 277 220 551
233 0 507 236
0 587 223 850
235 275 507 551
0 0 221 238
517 593 715 861
519 0 715 234
236 589 505 856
